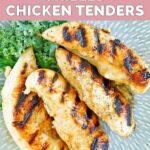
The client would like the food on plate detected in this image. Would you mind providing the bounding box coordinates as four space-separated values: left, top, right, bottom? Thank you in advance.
1 48 68 150
56 48 135 137
42 22 150 93
25 69 109 150
1 20 149 149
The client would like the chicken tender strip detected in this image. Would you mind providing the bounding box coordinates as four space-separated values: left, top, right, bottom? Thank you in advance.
56 48 135 137
25 69 109 150
42 22 150 93
2 47 68 150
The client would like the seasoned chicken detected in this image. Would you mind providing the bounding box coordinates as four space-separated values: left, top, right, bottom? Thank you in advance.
2 47 68 150
25 69 109 150
42 22 150 93
56 48 135 137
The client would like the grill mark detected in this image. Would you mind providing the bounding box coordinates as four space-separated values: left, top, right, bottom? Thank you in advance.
91 138 108 150
64 83 70 93
102 29 110 34
82 124 88 129
111 39 121 55
52 73 58 83
72 106 77 117
85 108 99 133
114 39 121 46
21 63 28 74
71 95 81 117
75 26 87 47
143 71 150 80
49 73 58 92
103 79 109 95
75 96 80 104
111 44 116 54
79 59 88 72
67 52 72 64
91 65 99 79
85 109 92 121
126 104 131 126
14 96 39 128
97 44 104 54
114 96 122 114
91 138 99 150
94 29 100 44
38 70 45 83
63 26 72 41
61 83 70 102
124 54 133 73
15 92 27 110
94 29 104 54
28 130 38 144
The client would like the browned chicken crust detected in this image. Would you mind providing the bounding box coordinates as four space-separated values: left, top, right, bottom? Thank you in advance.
56 48 135 137
2 48 68 150
25 69 109 150
13 92 67 150
42 22 150 93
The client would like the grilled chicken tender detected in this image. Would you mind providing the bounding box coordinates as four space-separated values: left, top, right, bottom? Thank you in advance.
25 69 109 150
2 47 68 150
56 48 135 137
42 22 150 93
